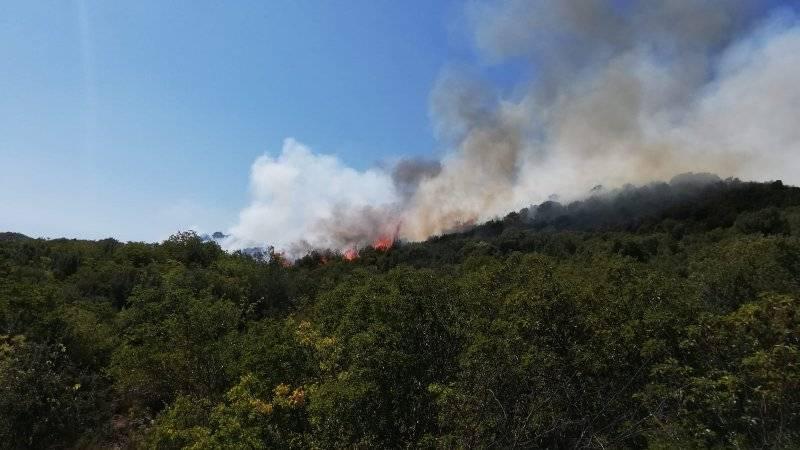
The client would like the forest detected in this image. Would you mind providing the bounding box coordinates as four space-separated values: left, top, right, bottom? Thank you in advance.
1 176 799 449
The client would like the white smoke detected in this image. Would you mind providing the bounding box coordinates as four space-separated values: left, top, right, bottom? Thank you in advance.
682 15 800 183
224 138 397 251
227 1 800 252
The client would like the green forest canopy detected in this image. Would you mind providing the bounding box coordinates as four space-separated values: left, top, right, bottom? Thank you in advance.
1 177 800 448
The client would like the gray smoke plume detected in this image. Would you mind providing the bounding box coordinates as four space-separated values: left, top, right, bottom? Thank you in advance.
399 0 800 240
228 0 800 253
306 204 401 252
392 158 442 199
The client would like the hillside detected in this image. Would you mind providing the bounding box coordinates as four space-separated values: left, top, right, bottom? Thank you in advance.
1 178 800 448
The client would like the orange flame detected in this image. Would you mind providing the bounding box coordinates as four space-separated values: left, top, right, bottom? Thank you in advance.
341 222 400 261
371 221 400 252
372 235 393 251
343 248 358 261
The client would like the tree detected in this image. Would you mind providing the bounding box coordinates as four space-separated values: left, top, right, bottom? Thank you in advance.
0 335 109 449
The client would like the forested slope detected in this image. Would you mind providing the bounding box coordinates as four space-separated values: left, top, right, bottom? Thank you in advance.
2 178 800 448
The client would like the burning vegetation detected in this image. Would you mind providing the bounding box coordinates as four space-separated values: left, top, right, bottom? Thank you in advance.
340 230 397 262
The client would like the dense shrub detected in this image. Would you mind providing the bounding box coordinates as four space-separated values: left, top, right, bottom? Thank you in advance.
0 179 799 448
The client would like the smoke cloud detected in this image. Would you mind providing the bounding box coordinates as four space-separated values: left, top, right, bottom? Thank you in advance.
224 138 397 251
391 158 442 199
228 1 800 253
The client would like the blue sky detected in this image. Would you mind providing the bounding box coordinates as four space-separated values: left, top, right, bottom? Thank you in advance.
0 0 476 241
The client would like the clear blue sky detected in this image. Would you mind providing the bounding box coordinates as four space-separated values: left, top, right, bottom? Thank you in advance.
0 0 475 241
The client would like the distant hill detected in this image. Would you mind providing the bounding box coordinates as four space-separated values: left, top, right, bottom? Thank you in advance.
0 232 29 241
